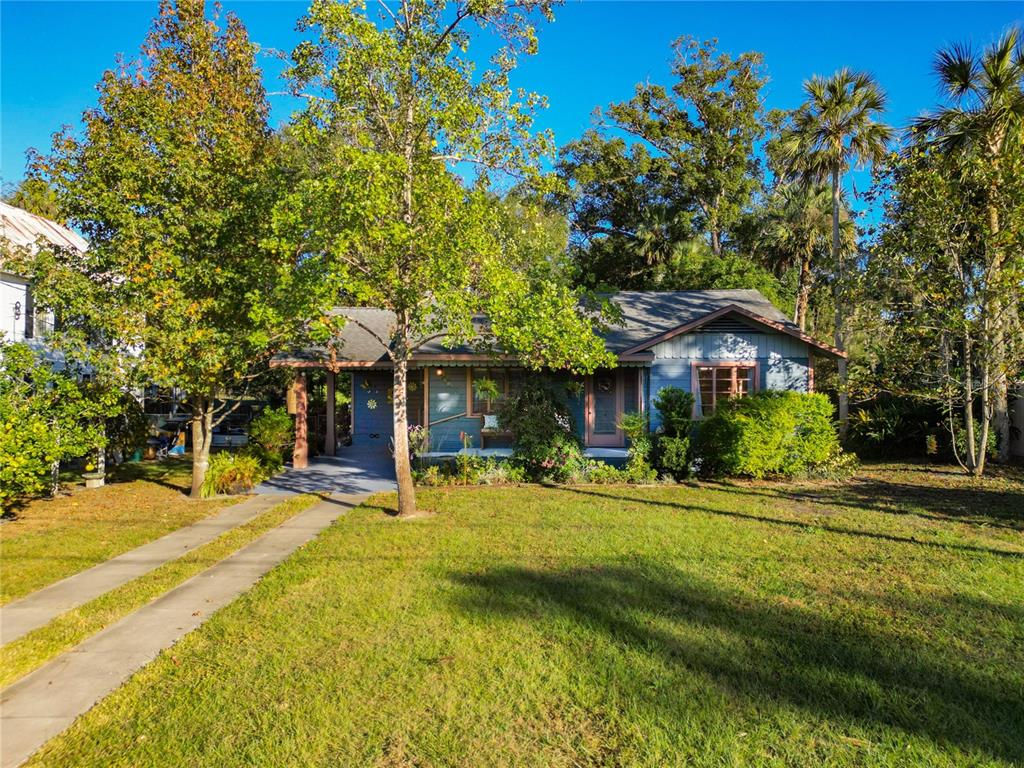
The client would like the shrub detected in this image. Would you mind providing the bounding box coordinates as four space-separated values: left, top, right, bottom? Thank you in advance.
623 460 658 484
619 412 657 483
583 461 627 484
200 452 267 497
652 387 694 480
694 391 841 479
413 464 445 486
653 386 695 437
413 459 528 487
243 444 284 475
656 435 691 480
478 459 528 485
807 451 861 480
499 379 576 453
522 432 587 483
248 407 294 464
847 399 941 459
0 344 106 511
455 451 487 485
500 380 584 482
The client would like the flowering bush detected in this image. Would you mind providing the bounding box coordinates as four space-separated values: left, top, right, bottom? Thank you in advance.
499 379 584 482
408 425 431 460
519 432 587 483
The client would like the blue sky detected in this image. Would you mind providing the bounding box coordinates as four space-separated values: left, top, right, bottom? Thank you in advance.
2 1 1021 210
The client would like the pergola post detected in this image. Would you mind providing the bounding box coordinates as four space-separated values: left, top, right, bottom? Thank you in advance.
324 371 336 456
293 373 309 469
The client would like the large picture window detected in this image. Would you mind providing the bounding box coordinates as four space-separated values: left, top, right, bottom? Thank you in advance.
468 368 523 415
697 364 755 416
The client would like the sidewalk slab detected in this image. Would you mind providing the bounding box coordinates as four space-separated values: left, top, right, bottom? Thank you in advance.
1 494 287 645
0 493 367 768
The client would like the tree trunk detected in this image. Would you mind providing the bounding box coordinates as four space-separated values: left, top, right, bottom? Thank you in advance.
962 334 979 474
392 353 416 516
710 227 722 257
794 242 813 332
189 395 214 498
974 349 992 477
394 63 417 517
985 196 1010 463
830 166 849 440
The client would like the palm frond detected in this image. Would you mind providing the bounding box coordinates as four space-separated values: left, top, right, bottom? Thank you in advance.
934 42 978 102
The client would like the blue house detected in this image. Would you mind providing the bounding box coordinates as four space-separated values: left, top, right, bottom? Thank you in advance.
278 291 843 460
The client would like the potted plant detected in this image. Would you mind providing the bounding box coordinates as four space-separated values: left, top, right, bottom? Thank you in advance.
82 454 105 489
473 377 501 414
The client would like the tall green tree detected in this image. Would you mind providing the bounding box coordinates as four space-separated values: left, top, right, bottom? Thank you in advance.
2 179 64 224
556 37 770 288
867 145 1023 475
913 27 1024 462
555 134 687 289
28 0 325 497
607 37 767 256
279 0 612 517
759 183 854 332
780 69 892 438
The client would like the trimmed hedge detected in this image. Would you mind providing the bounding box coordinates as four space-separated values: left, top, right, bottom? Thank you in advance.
694 391 840 478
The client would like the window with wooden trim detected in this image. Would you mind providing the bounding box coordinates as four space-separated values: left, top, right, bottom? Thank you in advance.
468 368 522 415
697 364 755 416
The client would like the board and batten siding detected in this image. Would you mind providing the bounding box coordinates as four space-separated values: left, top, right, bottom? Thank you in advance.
427 368 587 452
353 367 585 452
351 371 395 446
648 331 811 428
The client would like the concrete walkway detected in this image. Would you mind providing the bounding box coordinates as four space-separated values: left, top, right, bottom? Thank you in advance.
0 493 367 768
1 494 287 645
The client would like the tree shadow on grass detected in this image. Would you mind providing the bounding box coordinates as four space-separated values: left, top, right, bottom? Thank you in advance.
563 486 1024 560
107 459 193 494
787 476 1024 529
450 562 1024 764
701 469 1024 531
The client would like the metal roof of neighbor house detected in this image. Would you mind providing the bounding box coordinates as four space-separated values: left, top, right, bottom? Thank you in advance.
272 289 844 368
0 202 88 258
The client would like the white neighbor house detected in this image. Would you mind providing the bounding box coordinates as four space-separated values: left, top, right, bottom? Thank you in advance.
0 201 88 345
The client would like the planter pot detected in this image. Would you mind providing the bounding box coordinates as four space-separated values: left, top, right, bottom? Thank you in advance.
82 471 105 489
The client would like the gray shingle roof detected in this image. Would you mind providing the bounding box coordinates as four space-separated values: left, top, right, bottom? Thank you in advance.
597 290 796 353
272 290 834 366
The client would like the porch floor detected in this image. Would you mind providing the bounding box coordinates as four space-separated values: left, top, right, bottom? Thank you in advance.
420 447 629 460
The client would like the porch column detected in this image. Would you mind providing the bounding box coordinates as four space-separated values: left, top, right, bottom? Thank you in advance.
324 371 336 456
293 373 309 469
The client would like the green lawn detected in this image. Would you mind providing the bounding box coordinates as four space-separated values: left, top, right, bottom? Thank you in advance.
29 463 1024 767
0 494 318 688
0 459 234 604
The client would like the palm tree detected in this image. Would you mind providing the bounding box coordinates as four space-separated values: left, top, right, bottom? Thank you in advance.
763 183 854 332
780 69 892 438
913 27 1024 463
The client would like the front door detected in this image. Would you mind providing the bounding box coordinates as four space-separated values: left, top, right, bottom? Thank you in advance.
586 369 623 447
